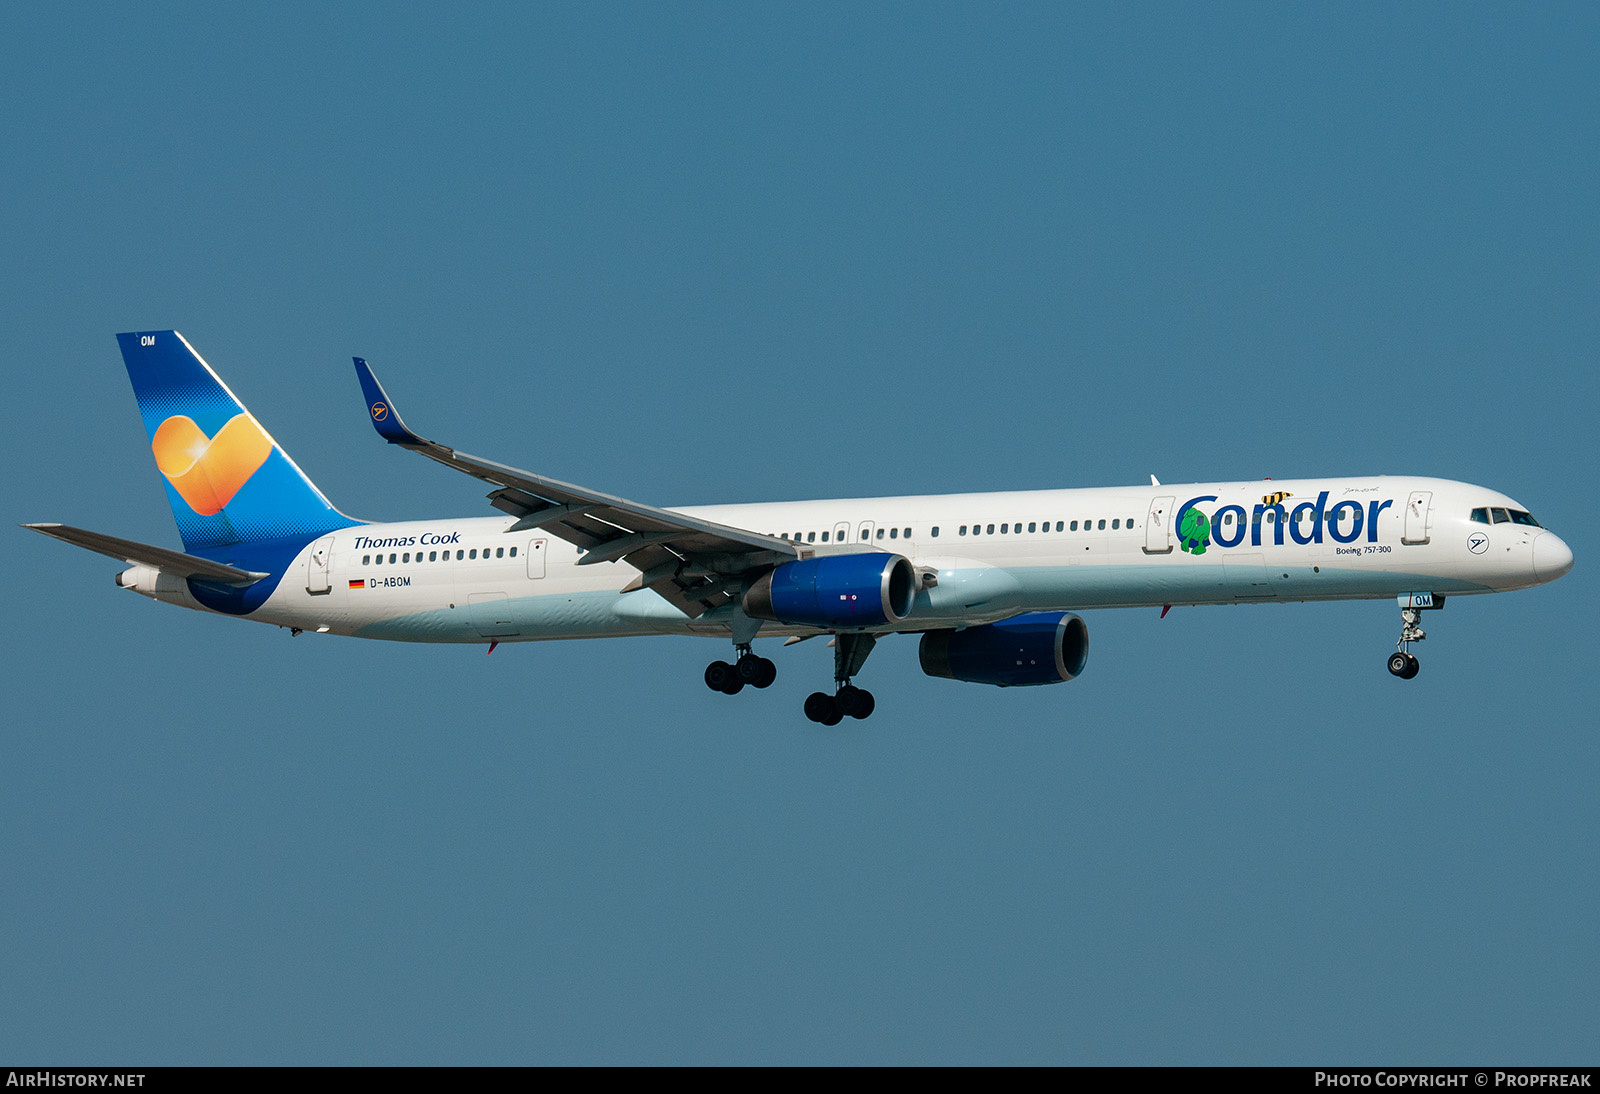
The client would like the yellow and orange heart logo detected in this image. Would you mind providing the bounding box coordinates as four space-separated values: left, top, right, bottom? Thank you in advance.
151 414 273 515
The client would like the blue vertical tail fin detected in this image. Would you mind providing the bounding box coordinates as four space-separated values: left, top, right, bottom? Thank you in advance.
117 330 360 552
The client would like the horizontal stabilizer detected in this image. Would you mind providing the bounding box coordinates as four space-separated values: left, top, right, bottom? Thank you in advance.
23 523 269 586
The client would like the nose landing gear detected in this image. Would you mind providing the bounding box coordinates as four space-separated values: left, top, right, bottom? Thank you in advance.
1387 594 1440 680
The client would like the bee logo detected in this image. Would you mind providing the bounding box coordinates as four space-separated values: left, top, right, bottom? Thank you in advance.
1262 491 1293 507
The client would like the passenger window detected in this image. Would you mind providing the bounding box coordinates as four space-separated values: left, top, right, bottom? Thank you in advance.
1028 522 1037 533
389 553 396 564
1000 524 1008 534
960 525 967 536
1097 519 1106 531
904 528 911 538
986 524 995 535
1070 521 1078 531
889 528 898 539
931 526 939 537
1055 521 1063 531
821 531 829 542
877 528 885 540
497 547 505 558
510 547 517 557
1112 519 1120 530
362 555 370 566
1127 517 1135 528
807 532 815 543
428 551 436 561
470 549 477 559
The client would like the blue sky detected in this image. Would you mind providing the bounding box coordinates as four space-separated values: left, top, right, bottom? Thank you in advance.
4 3 1596 1063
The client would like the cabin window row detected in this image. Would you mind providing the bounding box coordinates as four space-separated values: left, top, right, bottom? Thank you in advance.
959 517 1136 536
776 527 934 543
362 546 518 565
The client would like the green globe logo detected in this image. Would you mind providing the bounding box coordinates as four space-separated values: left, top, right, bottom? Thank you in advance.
1179 507 1210 555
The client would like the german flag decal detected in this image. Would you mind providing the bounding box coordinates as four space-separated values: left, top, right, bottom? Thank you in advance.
348 579 365 589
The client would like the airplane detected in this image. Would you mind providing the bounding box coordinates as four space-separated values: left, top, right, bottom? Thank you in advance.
27 331 1574 724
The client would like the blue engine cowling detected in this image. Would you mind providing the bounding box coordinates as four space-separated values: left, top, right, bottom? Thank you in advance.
743 552 917 628
918 612 1089 687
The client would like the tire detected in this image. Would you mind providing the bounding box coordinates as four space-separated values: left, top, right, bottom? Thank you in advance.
753 657 778 689
804 691 839 724
835 685 866 717
1387 652 1410 677
849 689 875 719
705 661 735 692
736 653 763 684
1402 654 1420 680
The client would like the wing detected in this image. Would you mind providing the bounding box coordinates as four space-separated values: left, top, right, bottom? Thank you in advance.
24 523 269 586
353 358 800 618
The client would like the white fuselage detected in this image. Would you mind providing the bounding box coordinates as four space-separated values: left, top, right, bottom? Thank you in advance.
122 475 1570 643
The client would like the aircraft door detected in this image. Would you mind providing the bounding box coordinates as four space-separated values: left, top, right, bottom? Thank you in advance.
526 539 547 578
306 535 334 594
1402 491 1432 545
1144 496 1175 554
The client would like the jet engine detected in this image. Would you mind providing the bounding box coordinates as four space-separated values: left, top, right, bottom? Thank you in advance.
743 552 917 629
919 611 1089 687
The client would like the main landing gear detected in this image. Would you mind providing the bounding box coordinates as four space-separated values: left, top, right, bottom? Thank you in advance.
704 645 777 695
1387 597 1439 680
704 633 881 723
804 633 878 725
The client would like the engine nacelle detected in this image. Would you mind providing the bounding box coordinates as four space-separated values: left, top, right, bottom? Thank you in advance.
919 611 1089 687
744 552 917 628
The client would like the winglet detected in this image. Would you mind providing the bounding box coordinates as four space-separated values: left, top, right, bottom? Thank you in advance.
353 357 428 446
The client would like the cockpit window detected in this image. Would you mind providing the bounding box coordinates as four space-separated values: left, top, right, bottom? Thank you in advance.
1509 509 1542 527
1470 507 1489 524
1490 508 1511 524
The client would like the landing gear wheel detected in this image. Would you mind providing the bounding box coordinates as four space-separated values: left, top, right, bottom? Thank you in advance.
804 692 842 725
835 685 875 720
704 658 732 690
737 653 777 688
1388 652 1420 679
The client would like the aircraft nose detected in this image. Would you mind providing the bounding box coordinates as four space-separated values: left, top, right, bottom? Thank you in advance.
1533 532 1574 582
